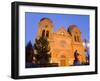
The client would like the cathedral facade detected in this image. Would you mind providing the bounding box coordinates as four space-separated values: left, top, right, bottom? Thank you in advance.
36 18 86 66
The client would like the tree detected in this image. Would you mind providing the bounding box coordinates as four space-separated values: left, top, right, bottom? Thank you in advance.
26 41 34 63
34 36 51 65
73 50 80 65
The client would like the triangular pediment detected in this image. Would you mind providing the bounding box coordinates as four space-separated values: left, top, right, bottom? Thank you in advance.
56 27 70 36
57 27 66 32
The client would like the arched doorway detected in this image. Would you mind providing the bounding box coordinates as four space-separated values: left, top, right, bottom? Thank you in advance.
60 55 66 66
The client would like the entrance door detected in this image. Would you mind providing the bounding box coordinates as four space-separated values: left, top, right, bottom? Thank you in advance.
60 55 66 66
60 60 66 66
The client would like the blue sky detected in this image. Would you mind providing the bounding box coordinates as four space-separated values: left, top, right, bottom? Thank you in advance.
25 12 90 45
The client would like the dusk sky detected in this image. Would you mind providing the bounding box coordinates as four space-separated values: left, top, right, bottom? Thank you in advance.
25 12 90 45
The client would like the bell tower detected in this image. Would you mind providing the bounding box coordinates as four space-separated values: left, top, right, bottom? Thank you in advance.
68 25 86 63
37 18 53 39
68 25 82 43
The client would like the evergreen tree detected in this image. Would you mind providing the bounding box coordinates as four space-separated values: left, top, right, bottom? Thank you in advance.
34 36 51 65
73 50 80 65
26 41 34 63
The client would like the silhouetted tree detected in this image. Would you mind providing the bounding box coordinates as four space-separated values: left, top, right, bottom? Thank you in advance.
34 36 51 65
73 50 80 65
26 41 34 63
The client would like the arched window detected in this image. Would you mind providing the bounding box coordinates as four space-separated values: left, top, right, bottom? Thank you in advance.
46 31 49 37
42 30 45 37
74 35 80 42
74 36 77 42
77 36 80 42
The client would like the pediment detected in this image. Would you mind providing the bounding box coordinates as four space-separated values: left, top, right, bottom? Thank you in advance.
56 27 70 36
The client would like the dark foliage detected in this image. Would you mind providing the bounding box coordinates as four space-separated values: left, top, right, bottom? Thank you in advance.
73 50 80 65
34 37 51 65
25 41 34 63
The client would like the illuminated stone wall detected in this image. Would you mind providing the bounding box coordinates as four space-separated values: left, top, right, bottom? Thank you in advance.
36 18 86 66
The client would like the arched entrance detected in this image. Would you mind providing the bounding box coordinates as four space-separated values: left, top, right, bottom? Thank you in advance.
60 55 66 66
